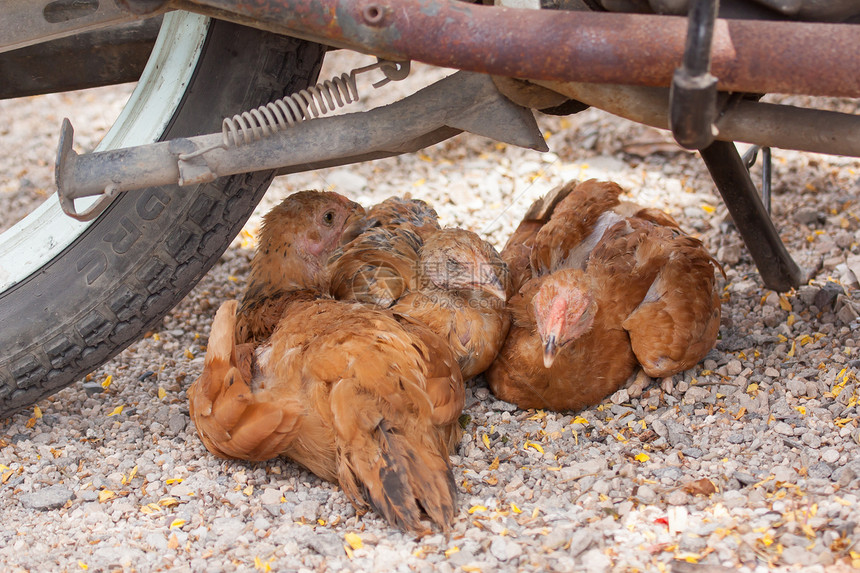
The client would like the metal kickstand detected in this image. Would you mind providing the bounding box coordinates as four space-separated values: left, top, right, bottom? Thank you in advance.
700 140 803 292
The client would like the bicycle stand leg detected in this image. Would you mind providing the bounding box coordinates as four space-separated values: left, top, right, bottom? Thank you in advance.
699 140 804 292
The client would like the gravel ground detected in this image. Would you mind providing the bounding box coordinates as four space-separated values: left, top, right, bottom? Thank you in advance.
2 49 860 573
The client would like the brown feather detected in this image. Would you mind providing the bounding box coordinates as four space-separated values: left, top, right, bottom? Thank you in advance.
390 228 511 379
328 226 422 307
188 300 305 461
332 200 511 380
341 195 440 244
529 179 624 276
501 180 579 293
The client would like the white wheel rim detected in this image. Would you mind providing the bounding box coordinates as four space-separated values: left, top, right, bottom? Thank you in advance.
0 12 210 292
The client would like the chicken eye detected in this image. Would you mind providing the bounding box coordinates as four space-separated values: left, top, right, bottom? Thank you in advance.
322 210 335 226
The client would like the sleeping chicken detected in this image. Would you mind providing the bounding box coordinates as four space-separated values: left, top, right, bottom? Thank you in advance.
234 191 365 344
487 179 722 411
188 191 465 534
328 197 511 379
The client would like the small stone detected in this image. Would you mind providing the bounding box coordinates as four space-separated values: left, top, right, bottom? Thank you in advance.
837 300 860 324
168 413 187 434
609 404 634 417
302 530 344 558
579 548 611 573
732 472 757 486
447 548 477 567
786 378 807 397
726 360 743 376
145 532 169 551
801 432 822 448
260 488 282 506
653 467 683 482
253 517 271 532
666 490 688 505
19 485 73 510
490 536 523 561
665 421 692 447
682 447 704 459
814 282 842 311
169 482 194 497
609 388 629 405
821 448 840 464
807 462 833 479
82 380 105 396
773 465 796 483
683 386 710 404
717 244 741 265
490 400 517 412
263 504 282 518
75 490 99 502
541 529 570 552
773 421 794 436
834 463 859 486
211 517 246 538
727 433 744 444
567 529 596 558
591 480 610 495
636 485 657 504
781 545 815 566
291 500 320 522
793 207 823 225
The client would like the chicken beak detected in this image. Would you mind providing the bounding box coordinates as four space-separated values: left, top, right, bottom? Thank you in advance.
479 273 508 301
340 208 369 245
475 265 507 301
543 334 558 368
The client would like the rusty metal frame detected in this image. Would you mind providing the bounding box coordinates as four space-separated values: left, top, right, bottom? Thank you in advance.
132 0 860 98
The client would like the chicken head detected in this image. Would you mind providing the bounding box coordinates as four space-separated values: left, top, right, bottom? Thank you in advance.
530 269 597 367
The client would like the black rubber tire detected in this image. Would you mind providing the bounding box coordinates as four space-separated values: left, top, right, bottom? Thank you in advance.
0 20 326 419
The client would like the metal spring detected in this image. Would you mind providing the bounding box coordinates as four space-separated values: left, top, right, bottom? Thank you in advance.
177 60 409 161
221 71 361 147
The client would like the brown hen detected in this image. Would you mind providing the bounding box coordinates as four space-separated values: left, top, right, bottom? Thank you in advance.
487 179 722 411
392 228 510 380
328 197 511 379
188 191 464 535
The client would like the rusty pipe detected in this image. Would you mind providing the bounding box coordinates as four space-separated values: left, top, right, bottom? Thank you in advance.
151 0 860 98
535 80 860 157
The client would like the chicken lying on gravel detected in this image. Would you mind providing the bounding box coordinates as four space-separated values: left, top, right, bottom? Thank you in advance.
188 191 465 535
328 196 511 379
487 179 723 411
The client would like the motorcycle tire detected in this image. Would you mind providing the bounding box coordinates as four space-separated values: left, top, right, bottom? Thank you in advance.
0 14 326 419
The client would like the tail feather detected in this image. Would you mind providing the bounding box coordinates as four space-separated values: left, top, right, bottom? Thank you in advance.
331 380 457 534
188 300 241 420
188 300 304 461
340 422 457 534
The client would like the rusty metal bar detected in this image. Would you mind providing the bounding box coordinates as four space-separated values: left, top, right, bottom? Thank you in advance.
535 80 860 157
145 0 860 98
